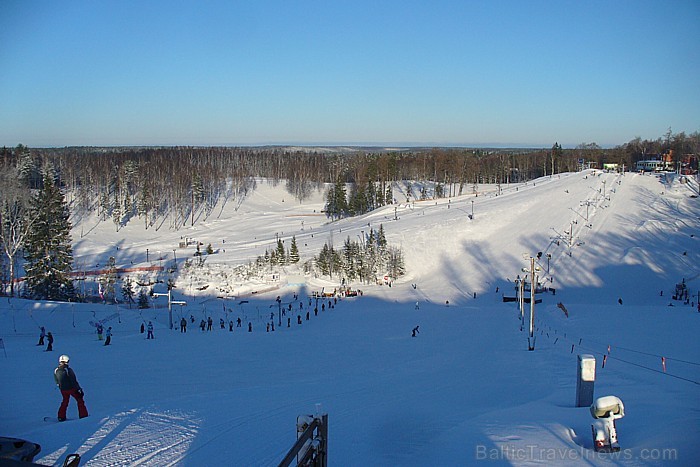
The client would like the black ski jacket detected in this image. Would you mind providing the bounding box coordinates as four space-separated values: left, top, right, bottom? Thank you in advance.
54 365 80 391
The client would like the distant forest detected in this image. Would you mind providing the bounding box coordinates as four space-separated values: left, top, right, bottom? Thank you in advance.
1 130 698 232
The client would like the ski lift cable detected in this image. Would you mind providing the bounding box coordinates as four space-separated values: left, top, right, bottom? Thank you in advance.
535 315 700 366
574 341 700 386
532 318 700 386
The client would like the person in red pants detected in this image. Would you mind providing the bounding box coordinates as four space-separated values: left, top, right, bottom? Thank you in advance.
54 355 88 421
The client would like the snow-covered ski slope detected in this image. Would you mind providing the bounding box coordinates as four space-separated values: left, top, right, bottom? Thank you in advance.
1 170 699 466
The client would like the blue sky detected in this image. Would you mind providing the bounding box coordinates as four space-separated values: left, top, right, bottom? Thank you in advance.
1 0 698 147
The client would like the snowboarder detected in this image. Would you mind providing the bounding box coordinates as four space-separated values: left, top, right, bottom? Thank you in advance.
412 326 420 337
96 324 103 341
180 317 187 332
104 327 112 346
618 298 623 305
146 321 154 339
54 355 88 421
37 326 46 346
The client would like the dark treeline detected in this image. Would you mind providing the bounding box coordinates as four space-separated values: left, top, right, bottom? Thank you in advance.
1 131 698 297
1 130 698 231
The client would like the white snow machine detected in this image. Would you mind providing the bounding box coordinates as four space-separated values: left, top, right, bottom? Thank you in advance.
590 395 625 452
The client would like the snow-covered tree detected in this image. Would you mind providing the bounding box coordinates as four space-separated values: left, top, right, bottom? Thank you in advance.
121 276 135 307
137 289 150 309
102 256 117 302
0 167 35 296
289 236 300 264
276 238 286 265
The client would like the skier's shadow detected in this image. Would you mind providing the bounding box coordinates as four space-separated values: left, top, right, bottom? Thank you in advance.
63 408 144 463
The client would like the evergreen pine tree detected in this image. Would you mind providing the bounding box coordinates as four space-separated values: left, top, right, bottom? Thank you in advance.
289 236 300 264
137 289 150 309
276 238 286 265
24 171 75 301
324 177 348 220
387 246 405 279
121 276 135 307
316 244 331 276
103 256 117 302
377 224 387 250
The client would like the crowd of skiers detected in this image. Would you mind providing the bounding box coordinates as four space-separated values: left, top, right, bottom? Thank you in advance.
168 295 344 335
35 294 350 422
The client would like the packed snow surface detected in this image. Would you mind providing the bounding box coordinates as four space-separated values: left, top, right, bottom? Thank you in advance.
2 170 699 466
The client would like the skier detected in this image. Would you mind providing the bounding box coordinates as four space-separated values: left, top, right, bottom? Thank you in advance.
248 322 252 332
37 326 46 346
200 319 206 331
220 318 225 329
146 321 154 339
140 323 145 334
229 321 233 332
237 317 242 327
104 327 112 346
207 317 213 331
54 355 88 421
46 332 54 351
306 311 310 321
297 315 302 324
412 326 420 337
180 317 187 333
190 315 195 323
96 324 103 341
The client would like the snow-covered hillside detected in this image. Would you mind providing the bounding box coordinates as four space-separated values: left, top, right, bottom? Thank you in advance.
1 170 699 466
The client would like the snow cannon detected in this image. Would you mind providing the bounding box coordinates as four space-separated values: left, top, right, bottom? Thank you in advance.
590 395 624 452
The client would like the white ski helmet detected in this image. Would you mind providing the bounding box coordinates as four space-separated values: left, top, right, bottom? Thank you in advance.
59 354 70 364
